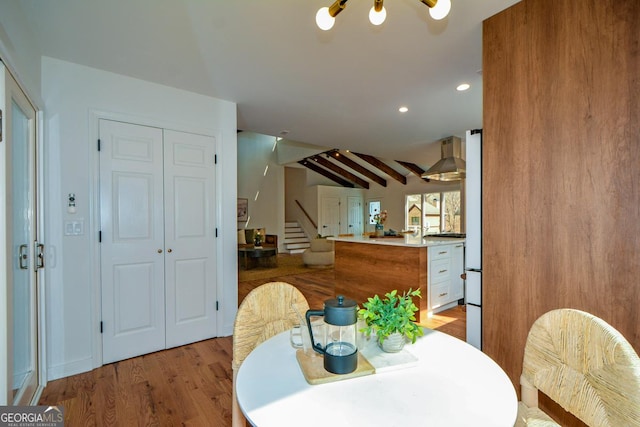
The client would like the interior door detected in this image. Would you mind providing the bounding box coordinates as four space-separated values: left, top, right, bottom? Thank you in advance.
320 197 340 237
100 119 166 364
2 63 40 404
347 196 363 236
163 129 217 348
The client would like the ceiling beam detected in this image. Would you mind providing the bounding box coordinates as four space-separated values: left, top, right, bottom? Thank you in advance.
298 160 355 188
352 152 407 185
310 155 370 189
396 160 430 182
326 150 387 187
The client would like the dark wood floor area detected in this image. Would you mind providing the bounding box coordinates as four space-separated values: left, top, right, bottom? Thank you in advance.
39 267 465 426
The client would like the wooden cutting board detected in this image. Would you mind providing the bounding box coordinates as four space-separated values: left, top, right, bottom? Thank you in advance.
295 350 375 385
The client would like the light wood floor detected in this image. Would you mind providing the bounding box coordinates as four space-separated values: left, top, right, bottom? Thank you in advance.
39 267 465 426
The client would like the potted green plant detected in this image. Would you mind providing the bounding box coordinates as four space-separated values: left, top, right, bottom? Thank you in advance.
358 288 424 352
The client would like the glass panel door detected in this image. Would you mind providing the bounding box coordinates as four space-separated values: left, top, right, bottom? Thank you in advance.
2 63 39 405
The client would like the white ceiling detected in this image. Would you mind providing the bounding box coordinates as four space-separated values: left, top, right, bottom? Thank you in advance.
17 0 520 163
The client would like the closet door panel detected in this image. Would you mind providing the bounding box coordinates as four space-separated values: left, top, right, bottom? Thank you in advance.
174 258 208 322
100 119 166 364
163 130 217 348
174 177 206 238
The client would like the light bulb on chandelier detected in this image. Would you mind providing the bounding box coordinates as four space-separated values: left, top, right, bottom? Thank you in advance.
369 0 386 25
316 0 450 30
369 6 386 25
316 0 348 31
316 7 335 30
428 0 451 20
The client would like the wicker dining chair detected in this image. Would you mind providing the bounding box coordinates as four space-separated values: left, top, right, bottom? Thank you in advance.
515 308 640 426
231 281 310 427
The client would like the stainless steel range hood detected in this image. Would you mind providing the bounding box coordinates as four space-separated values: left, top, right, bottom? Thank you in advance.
422 136 466 181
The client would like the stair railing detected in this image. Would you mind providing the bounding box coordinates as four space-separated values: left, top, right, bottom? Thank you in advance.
295 199 317 229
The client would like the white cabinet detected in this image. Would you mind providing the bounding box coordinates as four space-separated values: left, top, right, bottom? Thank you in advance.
428 242 464 313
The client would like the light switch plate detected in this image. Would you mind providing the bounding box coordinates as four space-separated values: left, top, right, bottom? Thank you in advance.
64 220 84 236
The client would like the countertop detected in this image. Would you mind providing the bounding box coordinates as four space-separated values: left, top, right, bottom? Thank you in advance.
328 234 465 248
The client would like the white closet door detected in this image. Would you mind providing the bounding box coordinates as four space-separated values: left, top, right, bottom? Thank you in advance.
347 196 363 236
163 130 217 348
320 197 340 237
100 120 166 364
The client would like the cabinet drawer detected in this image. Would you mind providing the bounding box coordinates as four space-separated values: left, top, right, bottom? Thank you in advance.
430 258 450 283
431 281 451 309
429 246 451 260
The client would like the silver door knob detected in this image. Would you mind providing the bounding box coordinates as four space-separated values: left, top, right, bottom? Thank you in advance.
157 249 163 253
167 248 172 253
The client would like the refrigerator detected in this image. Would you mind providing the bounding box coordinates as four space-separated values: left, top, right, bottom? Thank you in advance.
465 129 482 350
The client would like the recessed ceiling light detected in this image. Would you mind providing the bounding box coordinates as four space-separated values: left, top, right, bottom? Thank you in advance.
456 83 470 91
398 106 409 113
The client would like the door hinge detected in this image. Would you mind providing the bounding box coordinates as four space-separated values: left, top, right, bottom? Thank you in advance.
0 109 3 142
97 139 101 151
216 301 219 311
215 228 218 238
214 154 217 164
100 321 103 333
99 231 102 242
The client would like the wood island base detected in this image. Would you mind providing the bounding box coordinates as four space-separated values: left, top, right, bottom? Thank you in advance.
334 241 429 323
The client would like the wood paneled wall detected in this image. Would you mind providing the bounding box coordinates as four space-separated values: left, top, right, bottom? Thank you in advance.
483 0 639 423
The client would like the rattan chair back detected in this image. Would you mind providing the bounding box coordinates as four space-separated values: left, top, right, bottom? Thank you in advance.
232 281 309 427
521 308 640 426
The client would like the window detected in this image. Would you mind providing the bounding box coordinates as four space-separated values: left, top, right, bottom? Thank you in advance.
405 194 422 231
424 193 441 233
405 191 461 234
441 191 462 232
368 200 381 225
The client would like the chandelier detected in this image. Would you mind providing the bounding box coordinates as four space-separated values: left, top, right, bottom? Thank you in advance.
316 0 452 31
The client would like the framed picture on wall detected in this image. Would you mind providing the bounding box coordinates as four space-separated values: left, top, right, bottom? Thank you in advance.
237 198 248 222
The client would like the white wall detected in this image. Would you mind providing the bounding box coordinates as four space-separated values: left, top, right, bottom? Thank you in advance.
284 167 318 238
237 133 285 249
41 57 238 380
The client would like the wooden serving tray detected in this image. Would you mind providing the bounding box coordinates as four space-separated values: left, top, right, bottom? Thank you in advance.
295 350 375 385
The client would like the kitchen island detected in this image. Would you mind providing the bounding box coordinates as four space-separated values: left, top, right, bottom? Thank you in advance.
329 235 465 323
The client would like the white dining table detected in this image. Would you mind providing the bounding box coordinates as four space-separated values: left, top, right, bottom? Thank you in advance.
236 328 518 427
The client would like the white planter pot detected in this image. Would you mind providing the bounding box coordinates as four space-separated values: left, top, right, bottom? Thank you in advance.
378 332 406 353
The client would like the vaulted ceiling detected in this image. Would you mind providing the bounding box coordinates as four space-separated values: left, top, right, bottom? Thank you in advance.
15 0 520 163
296 148 433 189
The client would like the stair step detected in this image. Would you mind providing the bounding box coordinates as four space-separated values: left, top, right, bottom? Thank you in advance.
284 237 310 244
286 243 311 250
284 232 306 239
283 221 310 254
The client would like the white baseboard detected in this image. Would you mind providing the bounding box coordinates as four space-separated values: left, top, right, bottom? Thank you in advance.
47 357 93 381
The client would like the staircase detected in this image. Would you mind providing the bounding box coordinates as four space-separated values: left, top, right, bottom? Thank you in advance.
284 221 311 254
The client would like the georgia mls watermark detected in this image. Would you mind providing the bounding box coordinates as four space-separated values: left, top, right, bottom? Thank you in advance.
0 406 63 427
